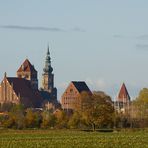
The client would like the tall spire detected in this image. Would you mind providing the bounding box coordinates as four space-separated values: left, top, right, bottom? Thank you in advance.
4 72 7 78
42 45 57 101
47 44 50 55
43 45 53 73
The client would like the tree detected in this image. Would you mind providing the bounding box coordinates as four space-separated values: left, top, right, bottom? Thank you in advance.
68 111 81 129
41 111 56 128
2 104 25 129
79 92 114 131
132 88 148 127
25 109 41 128
54 110 68 129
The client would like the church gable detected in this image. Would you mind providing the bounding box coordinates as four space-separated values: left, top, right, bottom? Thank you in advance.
0 76 19 104
61 81 91 110
62 82 80 98
17 59 38 90
17 59 37 73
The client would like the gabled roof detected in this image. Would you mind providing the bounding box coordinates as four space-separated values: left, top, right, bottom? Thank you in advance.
7 77 43 107
117 83 130 102
72 81 91 93
17 59 37 73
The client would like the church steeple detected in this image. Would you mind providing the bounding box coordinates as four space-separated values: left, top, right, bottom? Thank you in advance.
47 45 50 54
43 45 53 74
42 45 54 93
41 45 57 103
117 83 130 102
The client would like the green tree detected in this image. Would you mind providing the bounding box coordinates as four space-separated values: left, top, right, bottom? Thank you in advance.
79 92 114 131
68 111 81 129
25 109 41 128
132 88 148 127
2 104 25 129
54 110 68 129
41 111 56 128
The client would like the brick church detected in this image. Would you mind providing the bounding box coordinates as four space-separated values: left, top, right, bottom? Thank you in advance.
0 46 58 108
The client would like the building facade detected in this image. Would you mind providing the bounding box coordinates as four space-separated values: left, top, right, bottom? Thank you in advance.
61 81 91 110
0 73 20 105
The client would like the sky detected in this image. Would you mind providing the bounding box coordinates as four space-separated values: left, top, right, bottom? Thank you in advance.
0 0 148 100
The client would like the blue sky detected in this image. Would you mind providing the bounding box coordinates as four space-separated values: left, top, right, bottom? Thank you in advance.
0 0 148 100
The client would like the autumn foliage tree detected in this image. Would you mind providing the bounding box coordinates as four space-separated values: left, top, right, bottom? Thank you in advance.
25 109 41 128
41 110 57 128
77 91 114 131
2 104 25 129
132 88 148 127
68 111 82 129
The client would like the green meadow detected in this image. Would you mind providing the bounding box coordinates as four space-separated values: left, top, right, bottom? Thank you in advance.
0 130 148 148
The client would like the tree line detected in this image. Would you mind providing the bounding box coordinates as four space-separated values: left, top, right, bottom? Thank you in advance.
0 88 148 130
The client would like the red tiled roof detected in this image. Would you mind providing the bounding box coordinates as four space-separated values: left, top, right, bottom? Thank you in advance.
118 83 130 102
17 59 37 73
7 77 43 108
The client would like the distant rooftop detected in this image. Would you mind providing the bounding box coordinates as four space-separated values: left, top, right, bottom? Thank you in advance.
117 83 130 102
72 81 91 93
17 59 37 73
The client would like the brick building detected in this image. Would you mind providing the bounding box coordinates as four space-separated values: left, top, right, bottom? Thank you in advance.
0 60 43 108
60 81 91 110
17 59 38 90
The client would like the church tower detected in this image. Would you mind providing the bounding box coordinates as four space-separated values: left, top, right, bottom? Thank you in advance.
42 46 57 101
17 59 38 90
42 46 54 92
115 83 131 113
117 83 130 103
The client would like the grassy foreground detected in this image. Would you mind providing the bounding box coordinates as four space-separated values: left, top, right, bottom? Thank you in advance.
0 129 148 148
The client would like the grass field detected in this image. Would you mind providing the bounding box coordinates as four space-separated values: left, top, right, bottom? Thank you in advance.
0 129 148 148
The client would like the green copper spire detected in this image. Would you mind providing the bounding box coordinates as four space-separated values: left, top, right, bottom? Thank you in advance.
43 45 53 73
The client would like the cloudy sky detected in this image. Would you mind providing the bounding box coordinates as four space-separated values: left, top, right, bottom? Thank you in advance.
0 0 148 100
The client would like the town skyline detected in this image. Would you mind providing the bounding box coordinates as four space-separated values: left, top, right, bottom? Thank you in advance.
0 45 143 100
1 0 148 99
